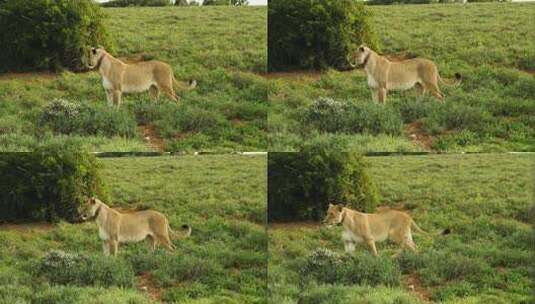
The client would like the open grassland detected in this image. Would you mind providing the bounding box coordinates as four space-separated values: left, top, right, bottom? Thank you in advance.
0 155 267 303
268 154 534 303
0 6 267 152
268 3 535 152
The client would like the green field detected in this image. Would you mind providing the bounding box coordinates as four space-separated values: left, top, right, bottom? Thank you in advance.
0 6 267 152
268 3 535 152
268 154 533 303
0 155 267 303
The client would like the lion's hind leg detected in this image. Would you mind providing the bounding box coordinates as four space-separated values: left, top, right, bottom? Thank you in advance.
161 86 179 103
423 81 444 102
157 234 176 251
146 235 157 252
149 85 160 101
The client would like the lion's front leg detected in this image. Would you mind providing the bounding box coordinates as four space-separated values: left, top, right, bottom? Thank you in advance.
370 88 379 103
105 89 113 106
102 241 110 256
378 88 388 104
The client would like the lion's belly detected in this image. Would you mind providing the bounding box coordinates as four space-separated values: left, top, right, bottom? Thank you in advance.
122 81 154 93
118 232 150 243
387 80 417 91
118 217 152 243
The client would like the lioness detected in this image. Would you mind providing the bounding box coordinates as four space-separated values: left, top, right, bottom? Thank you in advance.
323 204 448 256
80 197 191 256
349 45 461 103
88 47 197 106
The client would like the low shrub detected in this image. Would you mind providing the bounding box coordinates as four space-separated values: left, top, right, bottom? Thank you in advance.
0 143 106 223
0 0 114 72
299 248 401 287
301 97 403 136
268 144 379 221
35 250 135 287
38 99 138 138
268 0 379 71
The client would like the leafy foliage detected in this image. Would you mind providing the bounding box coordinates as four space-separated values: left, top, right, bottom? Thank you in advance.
268 0 379 71
268 146 379 221
0 143 106 222
0 0 114 72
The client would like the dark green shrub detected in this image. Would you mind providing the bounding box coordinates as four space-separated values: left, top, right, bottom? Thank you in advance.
38 99 138 138
301 97 403 136
0 0 114 72
268 0 379 71
268 146 379 222
35 250 134 287
102 0 171 7
299 248 401 287
0 143 106 223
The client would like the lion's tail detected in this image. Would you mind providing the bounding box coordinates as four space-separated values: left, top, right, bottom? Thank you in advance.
411 220 450 236
169 223 192 240
173 77 197 91
438 72 462 87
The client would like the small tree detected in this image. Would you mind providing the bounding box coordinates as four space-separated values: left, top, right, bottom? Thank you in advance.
0 0 114 72
268 0 379 71
268 144 379 222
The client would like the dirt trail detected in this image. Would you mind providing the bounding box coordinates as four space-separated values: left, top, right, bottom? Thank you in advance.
403 273 432 303
0 222 54 233
0 72 57 81
404 121 433 151
137 272 163 302
139 125 165 152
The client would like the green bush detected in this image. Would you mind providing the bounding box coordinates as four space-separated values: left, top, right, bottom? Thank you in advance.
102 0 171 7
268 146 379 222
35 250 135 287
299 248 401 287
268 0 379 71
38 99 138 138
0 0 114 72
301 97 403 136
0 143 106 223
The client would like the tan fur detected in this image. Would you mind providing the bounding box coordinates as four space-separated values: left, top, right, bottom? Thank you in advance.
323 204 432 257
88 47 197 106
80 197 191 256
349 45 461 103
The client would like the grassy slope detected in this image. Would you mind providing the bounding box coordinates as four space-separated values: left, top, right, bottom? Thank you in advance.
0 6 267 152
268 154 534 303
0 155 267 303
268 3 535 152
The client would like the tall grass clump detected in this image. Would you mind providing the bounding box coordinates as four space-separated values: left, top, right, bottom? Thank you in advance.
0 0 114 72
35 250 134 287
268 0 379 71
302 97 403 135
299 248 401 287
0 143 106 222
38 99 138 138
268 145 379 222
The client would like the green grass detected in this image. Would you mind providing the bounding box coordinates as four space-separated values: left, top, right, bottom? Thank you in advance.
0 6 267 152
268 154 534 303
268 3 535 152
0 154 267 303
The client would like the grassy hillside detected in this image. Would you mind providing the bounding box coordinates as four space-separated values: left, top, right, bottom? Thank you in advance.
0 155 267 303
268 3 535 152
268 154 534 303
0 6 267 152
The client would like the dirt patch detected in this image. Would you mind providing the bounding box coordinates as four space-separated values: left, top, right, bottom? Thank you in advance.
0 222 54 233
269 221 322 230
0 72 57 81
137 272 163 302
259 71 323 80
405 121 433 151
139 124 165 152
403 273 432 303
